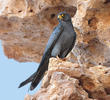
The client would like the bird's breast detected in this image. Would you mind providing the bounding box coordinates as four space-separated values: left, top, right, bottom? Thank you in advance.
56 26 75 48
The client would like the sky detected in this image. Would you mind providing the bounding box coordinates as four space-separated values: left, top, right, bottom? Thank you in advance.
0 41 41 100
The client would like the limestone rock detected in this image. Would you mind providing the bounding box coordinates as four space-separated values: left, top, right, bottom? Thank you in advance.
72 0 110 67
25 58 110 100
1 0 110 100
25 58 91 100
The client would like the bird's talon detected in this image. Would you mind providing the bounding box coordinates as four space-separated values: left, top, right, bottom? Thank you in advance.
61 58 67 61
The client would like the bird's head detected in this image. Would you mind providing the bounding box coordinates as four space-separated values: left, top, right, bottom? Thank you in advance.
57 12 71 22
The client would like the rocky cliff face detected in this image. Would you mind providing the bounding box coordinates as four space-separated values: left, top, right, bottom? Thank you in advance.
0 0 110 100
25 58 110 100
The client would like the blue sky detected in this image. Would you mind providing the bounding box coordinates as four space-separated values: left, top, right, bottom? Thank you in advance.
0 41 41 100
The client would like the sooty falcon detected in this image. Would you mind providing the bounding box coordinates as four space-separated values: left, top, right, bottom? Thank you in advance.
19 11 76 90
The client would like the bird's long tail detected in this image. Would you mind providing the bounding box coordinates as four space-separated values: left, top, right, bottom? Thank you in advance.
18 72 36 88
18 54 50 90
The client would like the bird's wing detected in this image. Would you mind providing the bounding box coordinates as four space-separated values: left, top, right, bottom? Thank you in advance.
36 24 64 74
44 24 64 54
30 24 64 90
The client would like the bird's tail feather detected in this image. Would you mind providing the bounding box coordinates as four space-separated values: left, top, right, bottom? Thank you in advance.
18 54 50 90
30 57 49 90
18 72 36 88
30 64 48 90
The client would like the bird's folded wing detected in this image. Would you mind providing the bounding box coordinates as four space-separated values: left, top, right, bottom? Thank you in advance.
32 24 64 78
44 24 64 54
29 24 64 90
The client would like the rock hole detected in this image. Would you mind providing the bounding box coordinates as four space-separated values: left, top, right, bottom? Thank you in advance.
18 10 22 13
104 0 110 4
105 88 110 94
79 79 93 98
88 17 97 27
85 90 93 98
45 8 49 11
50 14 55 19
88 19 92 25
4 33 8 35
29 9 33 12
87 32 90 35
23 35 28 38
104 71 108 74
22 23 25 25
88 17 98 30
7 22 11 27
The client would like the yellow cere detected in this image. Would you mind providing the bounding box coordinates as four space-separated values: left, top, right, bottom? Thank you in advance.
58 15 62 19
58 14 65 19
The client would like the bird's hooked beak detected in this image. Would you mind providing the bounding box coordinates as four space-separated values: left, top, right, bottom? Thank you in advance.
58 15 63 19
58 14 64 20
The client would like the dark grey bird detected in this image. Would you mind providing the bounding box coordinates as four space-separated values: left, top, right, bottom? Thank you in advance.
18 11 76 90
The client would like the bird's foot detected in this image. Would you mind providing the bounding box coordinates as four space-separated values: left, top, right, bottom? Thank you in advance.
56 56 60 60
56 56 67 61
61 58 67 61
